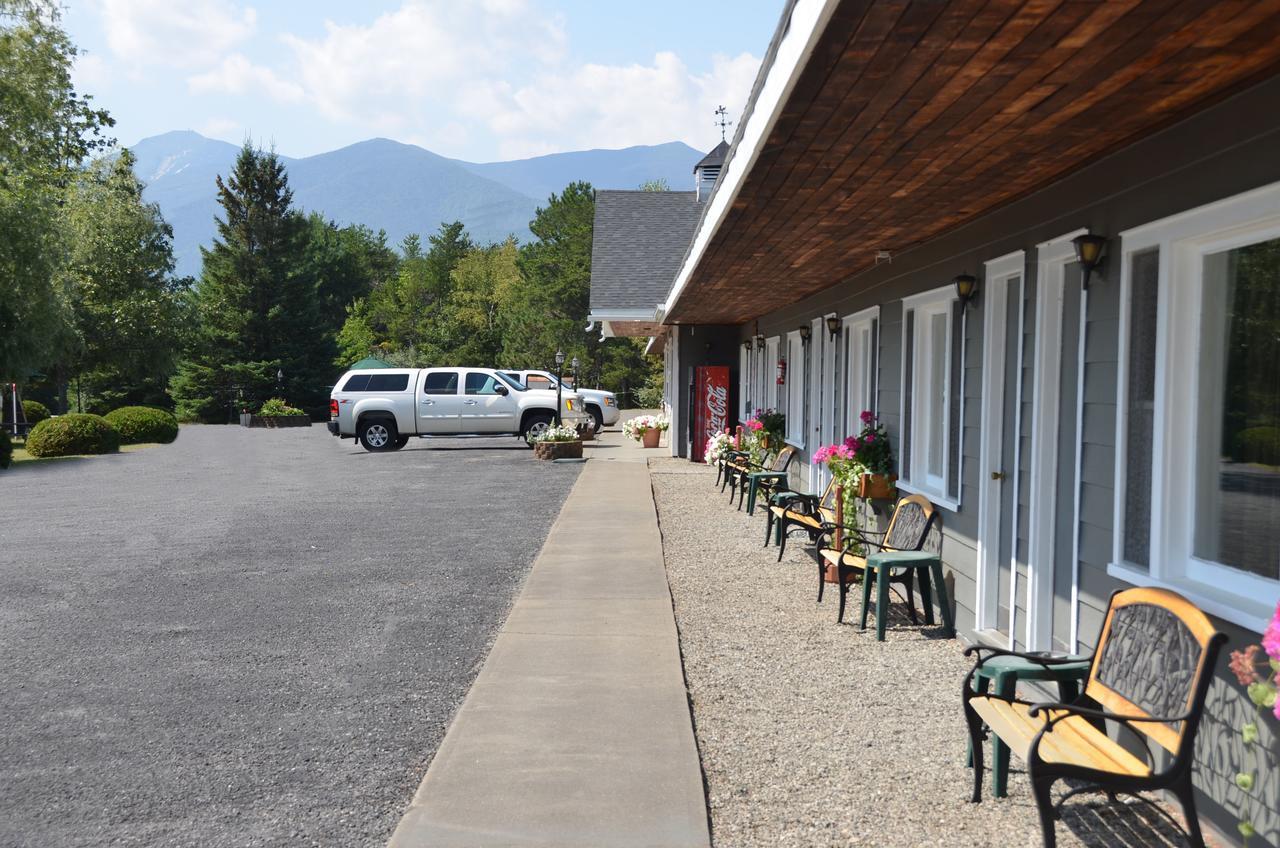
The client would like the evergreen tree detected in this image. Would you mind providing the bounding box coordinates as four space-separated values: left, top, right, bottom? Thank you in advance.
171 144 319 421
57 149 186 411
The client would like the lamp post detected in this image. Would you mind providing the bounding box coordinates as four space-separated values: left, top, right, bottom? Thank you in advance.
554 349 566 425
571 356 580 389
276 368 284 397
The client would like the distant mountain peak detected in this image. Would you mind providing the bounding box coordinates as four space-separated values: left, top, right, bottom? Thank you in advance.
130 130 706 277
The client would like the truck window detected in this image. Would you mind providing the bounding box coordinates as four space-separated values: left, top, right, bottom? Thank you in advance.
465 372 501 395
422 372 458 395
366 373 409 391
526 374 553 389
342 373 371 392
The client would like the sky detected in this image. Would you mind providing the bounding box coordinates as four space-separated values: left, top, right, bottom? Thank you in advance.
64 0 783 162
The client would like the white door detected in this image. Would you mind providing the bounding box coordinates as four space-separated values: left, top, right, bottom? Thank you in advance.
463 371 519 432
417 370 463 433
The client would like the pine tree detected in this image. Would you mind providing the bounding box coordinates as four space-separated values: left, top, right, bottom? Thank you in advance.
171 144 318 421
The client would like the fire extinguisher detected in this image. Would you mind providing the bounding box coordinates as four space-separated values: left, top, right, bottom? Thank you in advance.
776 357 786 385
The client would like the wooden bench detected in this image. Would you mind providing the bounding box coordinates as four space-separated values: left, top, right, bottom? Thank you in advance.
765 475 837 561
963 587 1227 848
814 493 937 624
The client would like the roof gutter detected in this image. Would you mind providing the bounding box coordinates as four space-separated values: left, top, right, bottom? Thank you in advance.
661 0 840 321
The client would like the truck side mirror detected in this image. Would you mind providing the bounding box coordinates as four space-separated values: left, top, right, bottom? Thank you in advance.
495 384 509 396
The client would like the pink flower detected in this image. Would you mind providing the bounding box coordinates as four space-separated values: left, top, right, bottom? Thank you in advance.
1263 601 1280 662
863 432 875 444
744 419 763 431
1230 646 1263 686
860 410 874 424
813 445 833 464
843 436 857 450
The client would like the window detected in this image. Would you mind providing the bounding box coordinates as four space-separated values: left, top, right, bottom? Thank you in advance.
422 372 458 395
842 308 879 436
739 344 750 419
342 373 408 392
900 287 963 508
465 372 501 395
765 336 780 411
526 374 553 390
1111 182 1280 632
367 373 409 392
785 330 805 445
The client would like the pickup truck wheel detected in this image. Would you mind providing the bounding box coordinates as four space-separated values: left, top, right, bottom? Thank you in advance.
521 413 554 447
588 406 604 434
358 418 397 452
392 435 410 450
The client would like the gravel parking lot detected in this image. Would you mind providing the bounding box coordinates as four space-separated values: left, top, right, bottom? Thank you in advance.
651 458 1188 848
0 425 580 847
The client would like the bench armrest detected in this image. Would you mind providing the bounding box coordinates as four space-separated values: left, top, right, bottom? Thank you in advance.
815 522 881 552
771 490 812 508
963 644 1094 671
1028 700 1194 727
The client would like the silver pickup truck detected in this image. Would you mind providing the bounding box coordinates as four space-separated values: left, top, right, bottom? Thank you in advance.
328 367 590 451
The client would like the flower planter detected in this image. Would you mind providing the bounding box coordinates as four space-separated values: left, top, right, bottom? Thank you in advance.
858 473 897 500
641 428 661 448
241 414 311 428
533 440 583 461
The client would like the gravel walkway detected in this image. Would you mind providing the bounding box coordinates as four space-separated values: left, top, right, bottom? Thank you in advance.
651 458 1193 848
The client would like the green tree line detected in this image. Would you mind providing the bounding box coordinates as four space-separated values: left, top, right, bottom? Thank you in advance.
1 1 656 423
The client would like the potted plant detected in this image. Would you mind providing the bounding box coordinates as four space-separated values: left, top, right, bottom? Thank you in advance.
532 423 583 460
812 411 896 513
742 409 785 465
703 430 733 466
246 398 311 428
1227 602 1279 842
622 414 668 448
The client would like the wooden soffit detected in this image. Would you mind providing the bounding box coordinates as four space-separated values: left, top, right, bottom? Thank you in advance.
606 321 666 337
667 0 1280 325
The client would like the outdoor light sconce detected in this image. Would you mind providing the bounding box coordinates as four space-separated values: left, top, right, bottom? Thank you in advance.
953 273 978 310
825 315 840 339
798 324 811 344
1072 233 1107 290
742 339 753 351
755 334 767 348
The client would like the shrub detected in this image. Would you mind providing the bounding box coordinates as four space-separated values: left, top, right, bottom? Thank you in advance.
259 397 304 416
25 413 119 457
1233 426 1280 466
104 406 179 445
22 399 50 425
0 431 10 469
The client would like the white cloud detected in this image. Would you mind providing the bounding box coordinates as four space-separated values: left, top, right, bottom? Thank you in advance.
280 0 565 122
480 51 761 159
96 0 257 69
188 54 304 103
198 116 242 141
71 52 111 91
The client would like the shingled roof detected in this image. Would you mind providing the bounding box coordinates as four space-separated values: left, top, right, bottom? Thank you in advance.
588 190 702 323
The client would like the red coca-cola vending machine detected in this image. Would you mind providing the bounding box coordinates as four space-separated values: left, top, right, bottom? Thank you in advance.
691 366 730 463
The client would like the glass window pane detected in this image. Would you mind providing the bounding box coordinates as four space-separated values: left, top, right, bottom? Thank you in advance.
928 311 948 479
902 311 914 481
341 373 370 392
423 372 458 395
948 302 963 499
466 373 499 395
367 373 408 392
1194 236 1280 580
1124 248 1159 567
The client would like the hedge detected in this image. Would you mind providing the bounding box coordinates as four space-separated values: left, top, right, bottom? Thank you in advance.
1232 426 1280 466
22 399 50 425
0 431 10 469
104 406 179 445
259 397 304 416
25 414 120 457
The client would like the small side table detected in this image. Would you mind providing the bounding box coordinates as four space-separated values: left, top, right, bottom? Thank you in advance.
968 653 1092 797
744 471 788 515
859 550 955 640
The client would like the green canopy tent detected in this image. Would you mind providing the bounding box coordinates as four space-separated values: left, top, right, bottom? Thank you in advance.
349 356 393 370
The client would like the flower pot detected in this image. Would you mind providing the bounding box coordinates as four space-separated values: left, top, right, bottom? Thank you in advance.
533 440 583 461
858 473 897 500
641 428 661 448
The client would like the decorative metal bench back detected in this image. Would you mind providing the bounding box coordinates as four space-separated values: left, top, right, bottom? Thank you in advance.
883 494 936 551
818 476 839 516
770 445 798 473
1086 588 1224 755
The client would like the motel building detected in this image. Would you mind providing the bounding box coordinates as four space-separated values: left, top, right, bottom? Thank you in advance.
589 0 1280 843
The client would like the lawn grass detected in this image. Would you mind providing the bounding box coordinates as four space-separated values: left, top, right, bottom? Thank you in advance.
10 441 161 466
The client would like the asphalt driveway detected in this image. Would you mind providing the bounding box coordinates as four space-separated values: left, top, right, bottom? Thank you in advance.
0 425 581 847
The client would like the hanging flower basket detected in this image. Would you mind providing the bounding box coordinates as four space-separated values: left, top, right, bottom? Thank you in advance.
858 473 897 500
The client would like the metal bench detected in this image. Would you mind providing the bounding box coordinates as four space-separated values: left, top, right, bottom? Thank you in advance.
765 475 837 561
963 587 1227 848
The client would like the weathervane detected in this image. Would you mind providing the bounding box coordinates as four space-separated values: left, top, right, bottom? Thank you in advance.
714 105 732 142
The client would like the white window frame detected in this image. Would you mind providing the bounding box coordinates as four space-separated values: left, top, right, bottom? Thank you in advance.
764 336 780 411
785 330 805 446
842 306 879 436
752 342 767 418
899 286 961 510
1109 180 1280 633
739 344 750 419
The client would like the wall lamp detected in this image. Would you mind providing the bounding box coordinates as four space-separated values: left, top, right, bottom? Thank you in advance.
742 338 753 352
826 315 841 339
755 334 766 348
954 273 978 310
798 324 811 343
1072 233 1107 290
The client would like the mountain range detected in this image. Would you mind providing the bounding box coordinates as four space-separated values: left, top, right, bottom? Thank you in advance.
129 131 706 278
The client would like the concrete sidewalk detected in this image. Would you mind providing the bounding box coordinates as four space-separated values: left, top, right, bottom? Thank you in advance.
388 428 708 847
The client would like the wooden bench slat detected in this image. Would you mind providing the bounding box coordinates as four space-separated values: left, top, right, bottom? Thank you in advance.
970 697 1151 777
